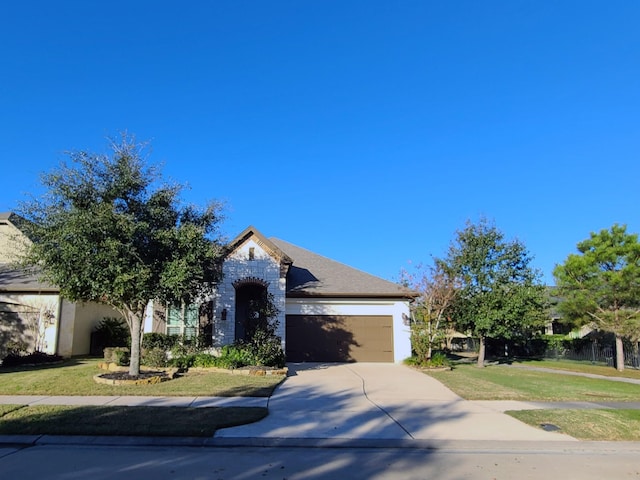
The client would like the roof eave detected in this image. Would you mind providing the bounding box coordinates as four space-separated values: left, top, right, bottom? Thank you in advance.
286 291 418 300
225 226 293 265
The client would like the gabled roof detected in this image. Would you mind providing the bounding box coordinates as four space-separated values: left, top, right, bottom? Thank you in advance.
269 237 417 299
0 212 30 234
0 212 19 223
225 226 293 265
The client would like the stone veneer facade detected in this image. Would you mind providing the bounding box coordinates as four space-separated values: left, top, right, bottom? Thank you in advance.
212 237 288 348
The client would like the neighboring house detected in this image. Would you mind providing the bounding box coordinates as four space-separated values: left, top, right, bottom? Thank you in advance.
148 226 416 362
0 212 121 359
1 213 416 363
544 286 591 338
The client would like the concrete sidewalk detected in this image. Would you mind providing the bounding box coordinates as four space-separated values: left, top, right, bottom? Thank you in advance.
0 395 267 408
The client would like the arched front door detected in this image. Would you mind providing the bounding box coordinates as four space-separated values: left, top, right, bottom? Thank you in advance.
234 283 268 342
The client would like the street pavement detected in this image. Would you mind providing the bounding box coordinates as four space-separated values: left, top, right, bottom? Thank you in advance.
2 364 640 479
2 442 640 480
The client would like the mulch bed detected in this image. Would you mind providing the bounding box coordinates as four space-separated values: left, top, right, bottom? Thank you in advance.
98 371 168 381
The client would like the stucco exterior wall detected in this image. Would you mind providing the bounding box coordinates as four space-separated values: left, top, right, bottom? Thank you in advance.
56 299 76 357
0 292 60 357
71 302 123 356
213 238 287 347
286 297 412 362
0 219 29 264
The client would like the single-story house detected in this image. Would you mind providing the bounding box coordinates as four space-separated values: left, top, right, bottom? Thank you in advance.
1 213 415 362
147 226 416 362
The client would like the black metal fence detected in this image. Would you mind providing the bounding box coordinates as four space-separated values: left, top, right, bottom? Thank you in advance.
544 340 640 369
460 335 640 369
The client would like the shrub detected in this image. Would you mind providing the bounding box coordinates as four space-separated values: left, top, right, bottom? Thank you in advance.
403 356 420 366
410 322 433 363
1 351 62 367
91 317 129 356
428 351 451 367
142 333 180 350
4 340 30 357
170 340 200 359
405 351 451 368
246 329 286 368
192 353 219 368
219 344 255 368
104 346 130 364
168 354 196 370
94 317 129 346
169 337 286 370
141 347 168 368
142 333 210 370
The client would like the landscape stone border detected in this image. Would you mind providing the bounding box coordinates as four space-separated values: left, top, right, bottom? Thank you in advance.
96 362 288 380
93 372 169 386
188 366 288 377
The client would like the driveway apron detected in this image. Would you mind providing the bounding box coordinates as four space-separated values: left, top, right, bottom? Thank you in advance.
215 363 575 441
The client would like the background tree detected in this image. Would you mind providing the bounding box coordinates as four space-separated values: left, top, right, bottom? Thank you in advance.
400 261 457 363
553 224 640 372
442 219 548 367
18 135 224 376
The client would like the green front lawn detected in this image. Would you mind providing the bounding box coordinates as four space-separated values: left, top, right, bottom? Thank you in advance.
514 359 640 380
0 357 283 397
425 362 640 441
0 358 280 437
507 409 640 441
426 363 640 401
0 404 267 437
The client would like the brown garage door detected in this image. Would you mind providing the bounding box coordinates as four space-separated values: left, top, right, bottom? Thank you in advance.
286 315 393 362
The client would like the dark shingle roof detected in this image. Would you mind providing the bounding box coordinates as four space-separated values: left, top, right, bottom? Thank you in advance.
0 265 58 293
269 237 416 299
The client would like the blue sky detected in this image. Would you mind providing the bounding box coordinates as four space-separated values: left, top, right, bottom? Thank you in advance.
1 1 638 285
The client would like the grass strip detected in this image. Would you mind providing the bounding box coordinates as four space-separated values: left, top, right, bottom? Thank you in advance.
0 405 267 437
507 409 640 441
0 358 283 397
425 364 640 401
514 359 640 380
0 404 26 417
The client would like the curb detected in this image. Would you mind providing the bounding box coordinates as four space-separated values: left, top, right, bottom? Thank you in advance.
3 434 640 452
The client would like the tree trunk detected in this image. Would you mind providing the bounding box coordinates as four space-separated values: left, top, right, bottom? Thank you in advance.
615 333 625 372
427 319 433 361
477 336 486 368
129 313 142 376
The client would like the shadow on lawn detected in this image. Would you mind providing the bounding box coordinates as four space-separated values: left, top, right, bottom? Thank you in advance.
0 356 86 374
0 405 268 437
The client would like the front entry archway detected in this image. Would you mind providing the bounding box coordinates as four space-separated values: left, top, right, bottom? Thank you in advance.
234 282 269 342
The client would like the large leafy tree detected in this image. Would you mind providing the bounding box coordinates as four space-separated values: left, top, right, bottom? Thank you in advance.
442 219 547 367
18 135 224 376
553 224 640 372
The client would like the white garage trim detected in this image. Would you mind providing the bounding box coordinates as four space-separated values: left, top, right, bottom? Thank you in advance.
286 297 411 363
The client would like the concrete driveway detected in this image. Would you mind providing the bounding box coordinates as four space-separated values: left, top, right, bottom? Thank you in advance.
216 363 575 442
